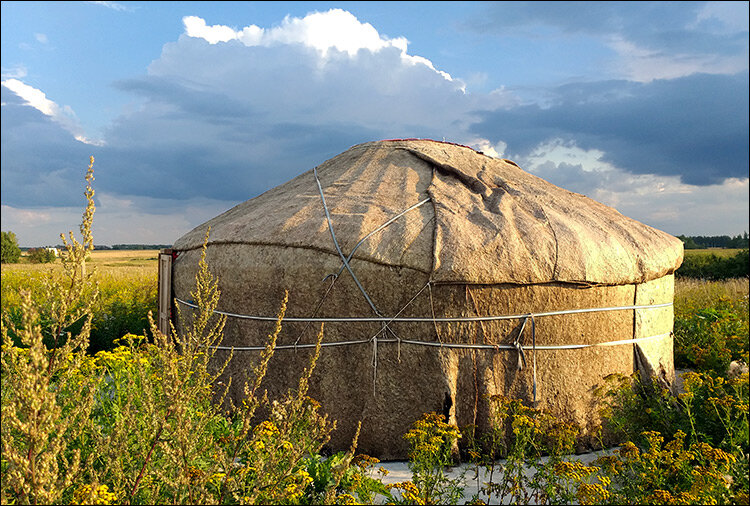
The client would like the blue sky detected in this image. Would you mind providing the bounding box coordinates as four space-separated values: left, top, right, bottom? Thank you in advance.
1 1 748 247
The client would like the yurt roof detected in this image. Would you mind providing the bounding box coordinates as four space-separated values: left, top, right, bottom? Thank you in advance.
172 139 684 285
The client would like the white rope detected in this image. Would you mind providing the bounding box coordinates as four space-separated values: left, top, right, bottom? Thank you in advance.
207 339 371 351
531 315 537 406
513 316 528 371
202 331 671 352
313 166 383 318
333 197 432 278
174 297 672 323
379 331 671 351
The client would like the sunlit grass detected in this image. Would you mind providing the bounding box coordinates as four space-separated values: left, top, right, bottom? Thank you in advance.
674 277 749 309
683 248 744 258
1 250 159 352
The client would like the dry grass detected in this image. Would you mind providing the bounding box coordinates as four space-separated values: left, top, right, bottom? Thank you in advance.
674 277 749 309
683 248 744 258
1 249 159 276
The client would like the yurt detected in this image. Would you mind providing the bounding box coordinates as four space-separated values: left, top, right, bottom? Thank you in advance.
167 139 684 460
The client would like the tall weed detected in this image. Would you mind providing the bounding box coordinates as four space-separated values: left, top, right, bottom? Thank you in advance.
1 157 348 505
673 278 749 372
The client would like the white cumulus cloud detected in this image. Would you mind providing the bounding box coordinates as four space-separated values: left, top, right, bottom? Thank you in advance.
182 9 456 82
1 78 104 145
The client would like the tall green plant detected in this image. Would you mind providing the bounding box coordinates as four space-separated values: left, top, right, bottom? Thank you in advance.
1 155 346 505
80 225 233 505
1 156 100 504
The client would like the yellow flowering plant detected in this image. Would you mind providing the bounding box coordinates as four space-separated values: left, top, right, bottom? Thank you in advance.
1 157 350 505
385 412 464 505
1 157 103 505
591 428 739 505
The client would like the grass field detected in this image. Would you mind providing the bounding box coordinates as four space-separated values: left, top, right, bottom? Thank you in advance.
1 249 160 274
683 248 744 258
1 249 160 352
675 276 749 304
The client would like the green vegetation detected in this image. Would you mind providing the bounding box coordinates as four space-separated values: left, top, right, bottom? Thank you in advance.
677 249 749 280
26 248 58 264
1 262 157 354
1 159 347 505
1 158 748 504
674 278 749 371
1 231 21 264
677 233 749 250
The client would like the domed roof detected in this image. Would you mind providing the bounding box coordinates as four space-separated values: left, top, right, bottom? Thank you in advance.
173 139 683 285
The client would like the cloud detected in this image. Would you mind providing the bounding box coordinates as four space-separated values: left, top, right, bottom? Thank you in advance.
607 35 748 82
181 10 405 55
182 10 456 82
1 9 513 231
471 72 749 185
692 1 750 34
471 1 748 81
0 86 97 208
90 11 512 203
87 1 132 12
0 64 27 79
3 79 62 117
34 33 48 44
1 79 103 146
518 140 749 236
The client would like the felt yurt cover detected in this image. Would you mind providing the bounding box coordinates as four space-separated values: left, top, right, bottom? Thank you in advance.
171 139 684 459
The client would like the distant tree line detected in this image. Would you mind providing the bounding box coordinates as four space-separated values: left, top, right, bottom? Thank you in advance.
677 233 749 249
26 248 57 264
92 244 172 250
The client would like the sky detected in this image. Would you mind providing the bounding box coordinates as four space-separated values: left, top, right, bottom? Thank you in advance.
1 1 748 247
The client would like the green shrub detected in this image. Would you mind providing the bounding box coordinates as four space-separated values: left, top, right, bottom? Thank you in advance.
677 249 749 280
27 247 58 264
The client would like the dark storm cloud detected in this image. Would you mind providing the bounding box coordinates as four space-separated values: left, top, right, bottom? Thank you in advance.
96 120 379 203
471 72 749 185
114 76 257 122
1 86 96 207
473 1 748 56
1 80 378 208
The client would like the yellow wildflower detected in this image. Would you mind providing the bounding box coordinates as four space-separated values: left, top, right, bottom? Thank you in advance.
71 484 117 505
